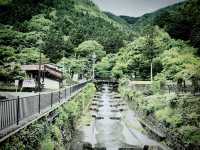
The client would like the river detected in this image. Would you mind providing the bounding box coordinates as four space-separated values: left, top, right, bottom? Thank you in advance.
70 84 170 150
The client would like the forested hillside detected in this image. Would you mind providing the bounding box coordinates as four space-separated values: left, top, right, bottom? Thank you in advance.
104 12 129 26
94 0 200 83
0 0 132 82
119 15 138 25
129 0 200 55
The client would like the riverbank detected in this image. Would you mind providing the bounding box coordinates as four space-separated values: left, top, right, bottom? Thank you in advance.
0 83 96 150
118 79 200 149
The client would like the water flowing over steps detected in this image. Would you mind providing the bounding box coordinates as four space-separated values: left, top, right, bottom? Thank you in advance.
70 84 170 150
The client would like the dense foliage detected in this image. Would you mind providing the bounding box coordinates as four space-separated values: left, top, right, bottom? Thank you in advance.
119 80 200 148
95 54 116 79
129 0 200 55
119 15 139 25
96 25 200 85
75 40 105 60
0 0 131 81
57 57 90 80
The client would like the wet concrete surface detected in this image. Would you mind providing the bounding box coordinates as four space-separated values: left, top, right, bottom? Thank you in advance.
71 84 170 150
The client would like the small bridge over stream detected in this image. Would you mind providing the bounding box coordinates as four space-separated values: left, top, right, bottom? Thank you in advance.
93 79 118 84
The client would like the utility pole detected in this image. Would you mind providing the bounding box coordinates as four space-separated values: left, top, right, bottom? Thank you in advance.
38 48 42 92
62 36 67 75
63 50 65 74
145 25 155 82
61 49 65 89
92 52 96 80
37 40 44 92
150 61 153 82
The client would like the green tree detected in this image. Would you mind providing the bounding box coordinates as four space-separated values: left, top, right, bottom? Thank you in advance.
143 25 158 81
26 14 54 33
57 57 89 79
17 47 49 64
0 46 25 81
112 37 151 80
0 46 16 64
44 30 66 63
75 40 106 60
95 54 115 79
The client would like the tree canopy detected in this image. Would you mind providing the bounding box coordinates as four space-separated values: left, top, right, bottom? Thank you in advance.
75 40 106 60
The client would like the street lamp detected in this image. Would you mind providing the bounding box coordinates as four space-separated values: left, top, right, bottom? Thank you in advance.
92 52 96 80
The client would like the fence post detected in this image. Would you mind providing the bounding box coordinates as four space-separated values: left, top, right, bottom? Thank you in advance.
38 93 41 113
16 96 20 125
51 92 53 107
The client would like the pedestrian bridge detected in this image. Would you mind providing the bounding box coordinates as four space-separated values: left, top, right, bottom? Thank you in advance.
93 79 118 84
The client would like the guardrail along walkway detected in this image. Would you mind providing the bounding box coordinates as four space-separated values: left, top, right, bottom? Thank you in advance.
0 81 89 142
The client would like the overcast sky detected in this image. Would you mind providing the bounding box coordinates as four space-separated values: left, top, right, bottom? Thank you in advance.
91 0 185 17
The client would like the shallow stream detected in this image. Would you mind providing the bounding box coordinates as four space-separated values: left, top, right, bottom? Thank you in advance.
70 84 169 150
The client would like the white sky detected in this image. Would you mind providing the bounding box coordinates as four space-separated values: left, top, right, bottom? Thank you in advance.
91 0 185 17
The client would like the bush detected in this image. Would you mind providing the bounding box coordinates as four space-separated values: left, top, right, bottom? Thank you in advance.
179 125 200 144
51 125 62 144
155 107 183 127
151 73 166 94
142 95 167 115
40 137 54 150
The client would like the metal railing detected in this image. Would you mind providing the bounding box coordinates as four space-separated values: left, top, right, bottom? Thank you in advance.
167 84 200 95
0 81 89 131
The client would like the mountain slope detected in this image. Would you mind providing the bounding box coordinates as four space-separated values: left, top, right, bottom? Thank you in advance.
0 0 131 61
104 12 128 26
119 15 139 25
131 1 185 32
0 0 133 81
131 0 200 55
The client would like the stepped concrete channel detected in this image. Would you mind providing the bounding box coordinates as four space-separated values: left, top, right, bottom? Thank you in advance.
71 84 170 150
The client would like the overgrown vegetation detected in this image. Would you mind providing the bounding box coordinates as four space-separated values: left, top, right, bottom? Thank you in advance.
0 83 96 150
119 79 200 148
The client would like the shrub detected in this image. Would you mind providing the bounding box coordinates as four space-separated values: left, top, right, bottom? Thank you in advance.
51 125 62 144
179 126 200 144
155 107 183 127
40 137 54 150
151 73 166 94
